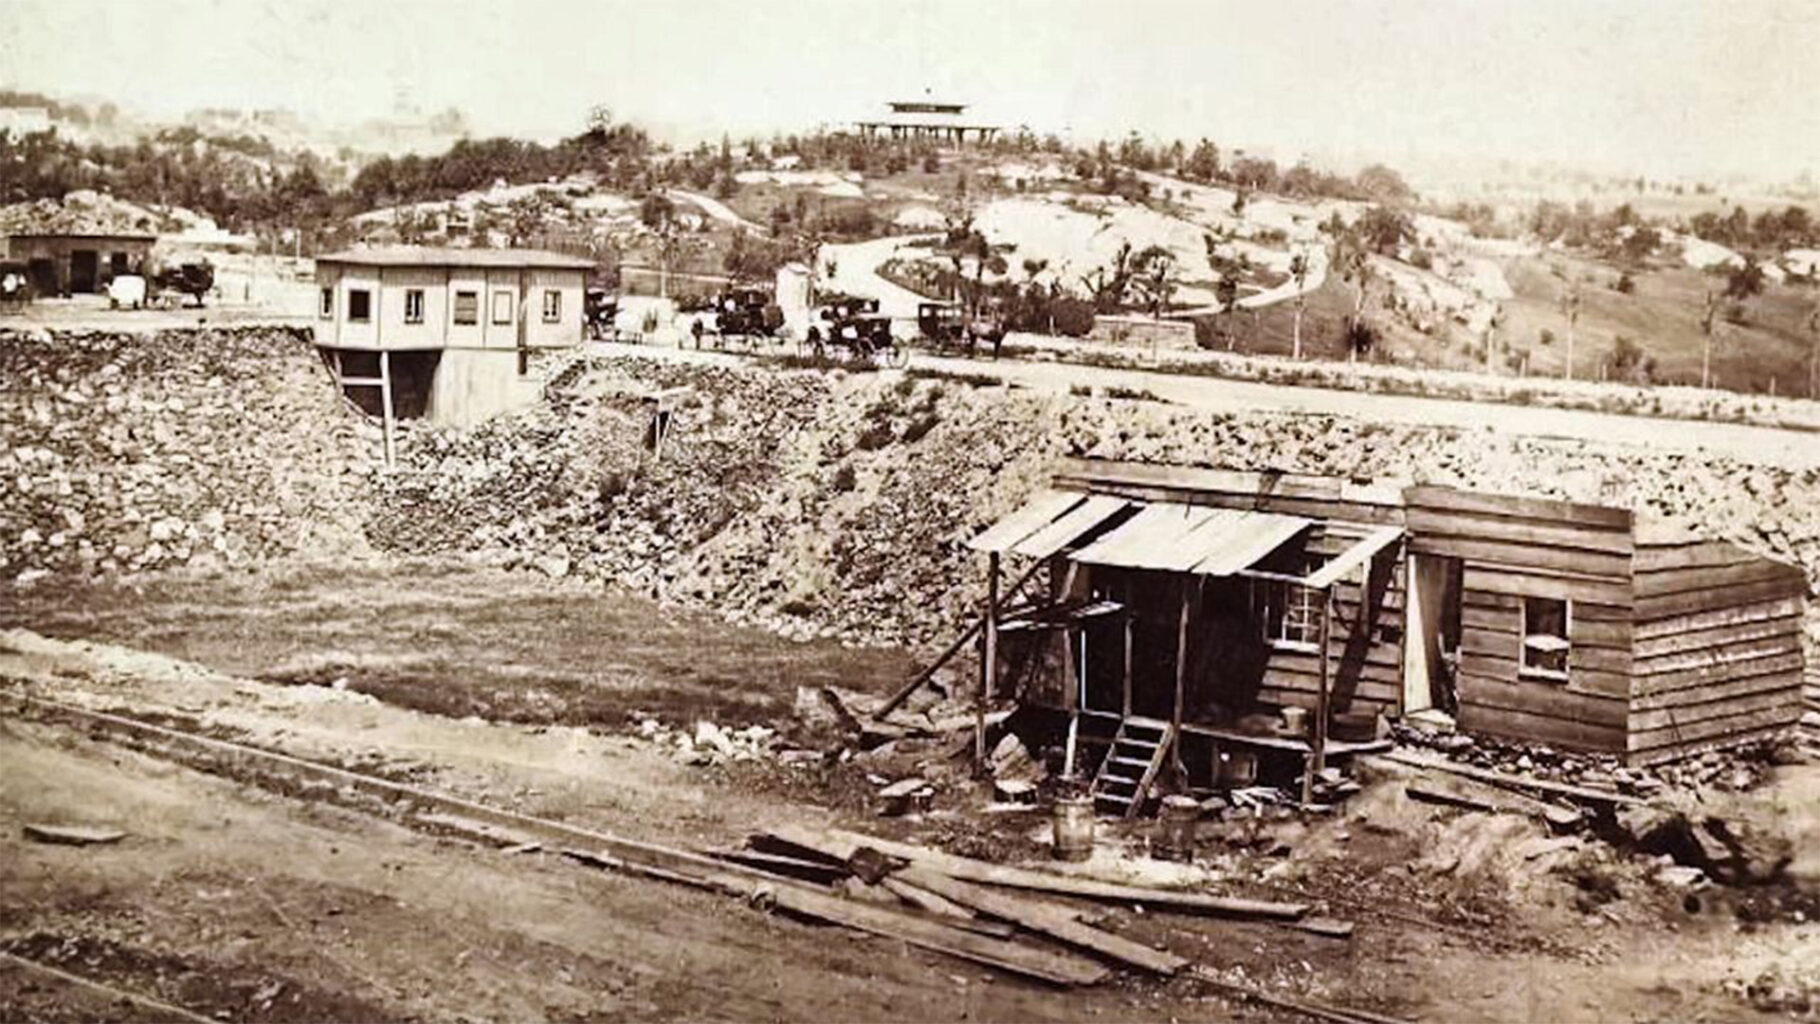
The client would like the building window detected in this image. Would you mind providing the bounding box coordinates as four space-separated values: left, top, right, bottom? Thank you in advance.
491 289 514 325
1521 597 1571 679
318 287 333 319
453 290 478 325
542 289 561 322
403 288 425 324
1257 560 1321 651
347 288 371 323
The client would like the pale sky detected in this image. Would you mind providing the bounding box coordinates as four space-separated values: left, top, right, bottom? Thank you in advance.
3 0 1817 180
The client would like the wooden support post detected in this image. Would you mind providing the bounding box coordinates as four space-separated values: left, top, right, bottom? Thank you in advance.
1172 578 1191 736
377 349 396 469
1304 586 1334 804
1121 609 1133 718
977 551 1000 769
1062 624 1081 779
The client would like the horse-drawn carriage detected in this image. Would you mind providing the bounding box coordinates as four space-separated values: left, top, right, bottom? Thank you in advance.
703 287 785 349
806 295 909 367
584 287 620 341
916 300 1007 358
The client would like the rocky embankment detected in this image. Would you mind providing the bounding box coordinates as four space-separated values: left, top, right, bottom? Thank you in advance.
0 327 378 582
372 351 1820 651
3 329 1817 657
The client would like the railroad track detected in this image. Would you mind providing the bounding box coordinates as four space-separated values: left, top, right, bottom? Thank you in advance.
6 692 1409 1024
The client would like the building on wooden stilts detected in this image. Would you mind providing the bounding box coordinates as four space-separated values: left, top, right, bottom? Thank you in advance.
961 459 1810 816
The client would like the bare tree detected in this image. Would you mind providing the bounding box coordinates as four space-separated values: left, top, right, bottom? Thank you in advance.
1700 288 1721 389
1288 250 1310 360
1560 282 1581 381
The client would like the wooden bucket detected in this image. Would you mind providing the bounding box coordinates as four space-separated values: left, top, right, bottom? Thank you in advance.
1051 794 1095 862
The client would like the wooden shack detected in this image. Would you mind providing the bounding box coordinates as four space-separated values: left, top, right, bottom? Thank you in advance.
965 460 1809 814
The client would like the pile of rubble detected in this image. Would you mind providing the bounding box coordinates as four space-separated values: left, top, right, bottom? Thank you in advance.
0 327 379 584
5 332 1817 666
1391 720 1789 796
630 713 783 766
358 352 1820 655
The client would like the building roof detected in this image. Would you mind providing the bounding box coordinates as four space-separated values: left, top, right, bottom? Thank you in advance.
316 245 595 270
7 231 158 241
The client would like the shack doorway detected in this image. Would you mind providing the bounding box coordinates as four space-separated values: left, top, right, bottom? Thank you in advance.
69 250 100 293
1403 553 1462 714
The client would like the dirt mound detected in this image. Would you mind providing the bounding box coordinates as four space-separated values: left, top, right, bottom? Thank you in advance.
0 326 380 581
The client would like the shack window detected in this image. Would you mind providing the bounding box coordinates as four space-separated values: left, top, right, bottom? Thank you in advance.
1521 596 1571 679
318 286 333 319
1258 566 1321 651
542 289 561 322
491 289 514 325
453 290 478 325
347 288 371 323
403 288 424 324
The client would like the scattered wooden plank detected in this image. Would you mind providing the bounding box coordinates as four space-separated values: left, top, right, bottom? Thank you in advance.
1403 779 1581 828
1372 751 1648 807
22 824 127 846
563 847 1107 987
897 865 1190 976
1289 915 1356 939
701 848 848 884
764 825 1309 920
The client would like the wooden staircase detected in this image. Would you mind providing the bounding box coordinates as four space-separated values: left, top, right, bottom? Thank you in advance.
1090 716 1174 818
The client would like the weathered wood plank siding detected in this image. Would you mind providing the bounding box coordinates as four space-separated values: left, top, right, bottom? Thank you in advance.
1252 527 1405 721
1628 536 1807 763
1407 486 1634 754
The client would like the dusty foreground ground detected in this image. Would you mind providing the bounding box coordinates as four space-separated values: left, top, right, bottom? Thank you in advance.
3 561 1817 1023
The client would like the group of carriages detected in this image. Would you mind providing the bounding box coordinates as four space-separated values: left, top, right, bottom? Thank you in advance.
583 277 1008 367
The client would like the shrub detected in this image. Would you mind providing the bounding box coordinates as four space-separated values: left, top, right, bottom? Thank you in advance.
1539 328 1556 346
1615 271 1636 294
831 464 857 492
1051 297 1097 337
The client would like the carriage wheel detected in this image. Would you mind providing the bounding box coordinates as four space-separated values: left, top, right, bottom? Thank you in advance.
884 342 911 369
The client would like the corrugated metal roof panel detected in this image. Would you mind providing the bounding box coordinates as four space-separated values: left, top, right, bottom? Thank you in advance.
1010 495 1130 558
966 489 1085 554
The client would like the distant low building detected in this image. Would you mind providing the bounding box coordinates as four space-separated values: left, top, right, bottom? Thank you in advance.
2 232 157 296
855 100 999 144
313 246 593 429
0 106 52 135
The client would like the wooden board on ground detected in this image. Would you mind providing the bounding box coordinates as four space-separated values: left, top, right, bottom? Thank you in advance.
763 825 1309 920
896 865 1190 976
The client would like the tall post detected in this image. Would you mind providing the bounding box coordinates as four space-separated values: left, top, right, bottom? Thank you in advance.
1172 578 1192 730
1121 611 1134 718
977 551 1000 768
1304 586 1334 804
378 350 396 469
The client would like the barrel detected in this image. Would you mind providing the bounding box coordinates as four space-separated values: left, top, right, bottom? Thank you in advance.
1051 794 1095 862
1150 795 1200 862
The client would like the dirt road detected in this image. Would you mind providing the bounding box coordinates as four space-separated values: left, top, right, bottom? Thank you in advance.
4 561 1813 1023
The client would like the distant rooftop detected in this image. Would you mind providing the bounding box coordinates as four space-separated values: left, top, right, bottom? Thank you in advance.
316 246 594 270
889 101 966 114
